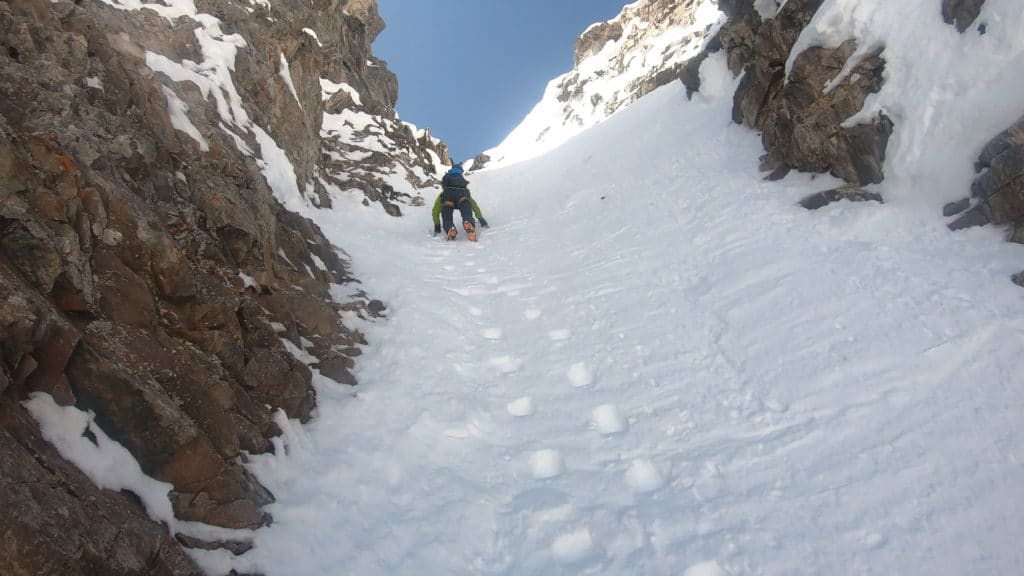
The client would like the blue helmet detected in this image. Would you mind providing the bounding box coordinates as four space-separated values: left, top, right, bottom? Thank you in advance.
448 164 463 175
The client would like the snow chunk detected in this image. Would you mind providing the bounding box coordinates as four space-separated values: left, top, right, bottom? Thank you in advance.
552 528 595 564
530 449 563 479
754 0 781 20
488 355 523 374
684 560 730 576
626 459 664 493
591 404 626 434
506 396 535 417
695 50 740 105
548 328 571 341
567 362 595 387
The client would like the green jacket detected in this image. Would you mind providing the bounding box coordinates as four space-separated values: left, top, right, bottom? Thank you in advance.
432 192 485 226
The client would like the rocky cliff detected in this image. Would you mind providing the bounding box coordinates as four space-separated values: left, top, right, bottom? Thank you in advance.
0 0 445 573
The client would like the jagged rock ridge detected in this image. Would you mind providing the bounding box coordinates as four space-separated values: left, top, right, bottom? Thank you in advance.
482 0 723 167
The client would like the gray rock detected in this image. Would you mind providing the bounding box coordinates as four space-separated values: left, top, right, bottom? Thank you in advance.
943 197 971 217
1009 219 1024 244
798 186 883 210
971 115 1024 224
948 205 992 230
943 0 987 33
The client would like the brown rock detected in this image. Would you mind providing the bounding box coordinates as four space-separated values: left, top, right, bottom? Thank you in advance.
22 305 80 393
0 0 393 566
93 248 159 328
317 353 357 386
798 185 884 210
575 21 624 66
0 217 62 294
971 115 1024 224
757 40 891 185
242 347 315 422
175 533 254 556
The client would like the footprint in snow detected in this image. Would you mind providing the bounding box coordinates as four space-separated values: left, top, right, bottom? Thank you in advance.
683 561 730 576
507 396 534 417
524 308 543 320
530 449 563 479
551 528 595 564
625 459 664 494
488 355 523 374
567 362 594 387
481 327 503 340
548 329 571 341
591 404 626 435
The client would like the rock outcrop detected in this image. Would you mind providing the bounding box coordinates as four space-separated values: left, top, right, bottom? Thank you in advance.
712 0 892 185
0 0 439 572
948 115 1024 236
942 0 987 33
970 116 1024 226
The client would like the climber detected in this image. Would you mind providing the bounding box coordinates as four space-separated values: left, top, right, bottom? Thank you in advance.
432 163 489 241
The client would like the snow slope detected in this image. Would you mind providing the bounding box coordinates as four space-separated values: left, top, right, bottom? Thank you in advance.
483 0 723 168
207 52 1024 574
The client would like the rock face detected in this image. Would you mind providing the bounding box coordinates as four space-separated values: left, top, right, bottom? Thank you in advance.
0 0 434 572
970 116 1024 225
949 115 1024 235
942 0 987 32
713 0 892 185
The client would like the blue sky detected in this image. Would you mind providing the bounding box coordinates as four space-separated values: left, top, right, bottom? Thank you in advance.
374 1 630 163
